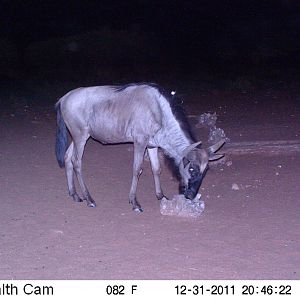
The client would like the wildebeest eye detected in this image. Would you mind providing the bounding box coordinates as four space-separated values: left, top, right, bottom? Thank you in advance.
189 166 201 179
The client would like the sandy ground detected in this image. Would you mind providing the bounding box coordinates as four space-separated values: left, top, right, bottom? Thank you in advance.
0 88 299 279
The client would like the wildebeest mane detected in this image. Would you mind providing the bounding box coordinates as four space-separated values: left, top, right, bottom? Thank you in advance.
153 84 198 179
157 86 196 143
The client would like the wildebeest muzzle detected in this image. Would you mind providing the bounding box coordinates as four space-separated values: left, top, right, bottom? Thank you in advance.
181 173 204 200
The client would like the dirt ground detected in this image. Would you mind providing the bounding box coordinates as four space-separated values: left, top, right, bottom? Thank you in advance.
0 87 299 279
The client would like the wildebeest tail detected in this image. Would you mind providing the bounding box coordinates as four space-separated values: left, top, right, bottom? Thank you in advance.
55 102 68 168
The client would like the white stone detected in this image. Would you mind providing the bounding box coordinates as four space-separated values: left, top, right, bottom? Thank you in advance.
232 183 240 190
160 194 204 218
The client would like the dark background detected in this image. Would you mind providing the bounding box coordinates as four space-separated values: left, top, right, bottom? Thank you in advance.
1 0 300 92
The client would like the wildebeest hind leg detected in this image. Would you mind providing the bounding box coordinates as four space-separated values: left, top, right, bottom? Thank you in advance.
65 142 83 203
129 140 148 212
72 134 96 207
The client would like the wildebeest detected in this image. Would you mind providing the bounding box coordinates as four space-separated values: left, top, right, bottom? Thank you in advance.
55 83 225 212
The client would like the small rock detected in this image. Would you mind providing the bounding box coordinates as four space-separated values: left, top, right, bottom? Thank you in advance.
232 183 240 190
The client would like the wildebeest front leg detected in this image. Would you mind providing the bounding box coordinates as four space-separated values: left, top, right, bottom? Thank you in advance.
129 141 147 212
147 147 166 200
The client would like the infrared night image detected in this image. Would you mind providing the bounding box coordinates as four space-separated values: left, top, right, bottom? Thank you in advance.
0 0 299 280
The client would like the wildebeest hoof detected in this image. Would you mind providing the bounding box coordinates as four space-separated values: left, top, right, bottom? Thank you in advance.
133 206 143 213
157 193 167 201
86 200 96 207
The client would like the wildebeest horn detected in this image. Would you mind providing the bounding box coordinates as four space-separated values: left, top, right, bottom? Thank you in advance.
182 141 202 157
207 139 226 154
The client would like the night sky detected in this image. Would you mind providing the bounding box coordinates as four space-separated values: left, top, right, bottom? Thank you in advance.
1 0 300 83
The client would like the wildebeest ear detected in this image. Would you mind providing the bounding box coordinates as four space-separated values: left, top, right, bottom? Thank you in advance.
182 157 190 168
209 153 224 161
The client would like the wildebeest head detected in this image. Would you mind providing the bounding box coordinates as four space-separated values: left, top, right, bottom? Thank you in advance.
179 139 225 200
